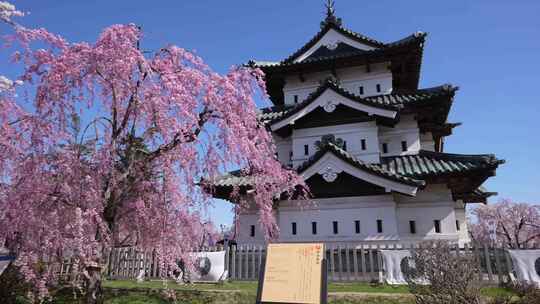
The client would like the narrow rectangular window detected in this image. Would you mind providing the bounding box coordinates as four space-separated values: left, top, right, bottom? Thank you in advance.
312 222 317 235
456 220 460 231
376 84 381 93
377 219 383 233
294 95 298 103
382 143 388 154
292 222 297 235
289 151 293 160
355 220 361 234
434 220 441 233
250 225 255 237
401 141 408 152
361 139 366 150
409 221 416 234
304 144 309 156
343 141 347 151
333 221 339 235
359 86 364 95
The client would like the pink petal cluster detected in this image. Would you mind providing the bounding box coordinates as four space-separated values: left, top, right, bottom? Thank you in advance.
0 22 306 298
469 199 540 248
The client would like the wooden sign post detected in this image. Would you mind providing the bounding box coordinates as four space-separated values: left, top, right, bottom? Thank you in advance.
256 243 327 304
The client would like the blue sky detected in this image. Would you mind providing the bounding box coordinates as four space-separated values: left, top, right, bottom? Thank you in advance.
3 1 539 228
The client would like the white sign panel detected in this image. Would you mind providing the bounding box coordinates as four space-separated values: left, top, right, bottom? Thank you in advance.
380 250 411 285
508 250 540 287
188 251 226 282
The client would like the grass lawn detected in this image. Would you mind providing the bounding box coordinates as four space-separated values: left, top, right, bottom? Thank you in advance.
96 280 515 304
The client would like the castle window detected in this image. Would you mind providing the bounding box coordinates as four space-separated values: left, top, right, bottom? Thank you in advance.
376 84 381 93
401 141 408 152
304 145 309 155
377 219 383 233
292 222 297 235
294 95 299 103
250 225 255 237
289 151 293 160
343 141 347 151
355 220 361 234
434 220 441 233
359 86 364 95
312 222 317 235
456 220 461 231
333 221 339 234
382 143 388 154
409 221 416 234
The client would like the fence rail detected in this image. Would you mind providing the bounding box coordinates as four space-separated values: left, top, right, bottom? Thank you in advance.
96 243 531 285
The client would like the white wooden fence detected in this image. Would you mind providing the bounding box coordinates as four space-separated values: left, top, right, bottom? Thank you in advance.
95 243 534 285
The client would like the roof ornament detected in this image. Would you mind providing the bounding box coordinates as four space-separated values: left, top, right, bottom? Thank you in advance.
321 0 342 28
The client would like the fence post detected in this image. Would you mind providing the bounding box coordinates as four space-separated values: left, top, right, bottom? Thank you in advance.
353 244 359 281
494 245 503 284
230 245 236 280
483 244 494 283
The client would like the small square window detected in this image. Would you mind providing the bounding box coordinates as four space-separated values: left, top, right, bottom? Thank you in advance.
382 143 388 154
359 86 364 95
250 225 255 237
434 220 441 233
292 222 297 235
456 220 460 231
376 84 381 93
355 220 361 234
401 141 408 152
333 221 339 234
377 219 383 233
294 95 299 103
304 145 309 156
409 220 416 234
361 139 367 151
312 222 317 235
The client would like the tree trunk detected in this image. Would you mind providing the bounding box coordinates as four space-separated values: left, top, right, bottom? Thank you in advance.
83 265 104 304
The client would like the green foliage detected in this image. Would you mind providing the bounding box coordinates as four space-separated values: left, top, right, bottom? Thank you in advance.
0 264 33 304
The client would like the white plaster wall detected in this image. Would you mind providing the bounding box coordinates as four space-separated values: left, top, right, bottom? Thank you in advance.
454 206 471 244
420 132 436 152
395 184 460 242
236 212 266 244
291 122 380 167
235 185 468 245
277 196 400 242
273 134 292 167
378 115 421 156
283 64 392 106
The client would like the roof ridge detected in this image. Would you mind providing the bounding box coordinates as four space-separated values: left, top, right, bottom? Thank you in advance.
385 150 505 166
297 142 425 187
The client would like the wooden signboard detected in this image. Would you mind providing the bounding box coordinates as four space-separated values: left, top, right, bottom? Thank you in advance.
256 243 327 304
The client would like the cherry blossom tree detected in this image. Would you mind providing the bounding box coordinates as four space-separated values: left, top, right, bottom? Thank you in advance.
469 199 540 249
0 2 305 302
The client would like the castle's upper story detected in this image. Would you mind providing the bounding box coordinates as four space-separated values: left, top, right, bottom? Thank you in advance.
250 5 459 168
208 3 503 207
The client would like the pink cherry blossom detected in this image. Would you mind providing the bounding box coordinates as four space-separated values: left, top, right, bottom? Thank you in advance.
469 199 540 248
0 11 306 300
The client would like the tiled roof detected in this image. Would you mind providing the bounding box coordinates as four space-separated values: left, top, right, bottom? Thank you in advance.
380 151 505 179
249 31 426 70
281 22 385 64
210 170 254 187
257 82 457 126
209 151 504 190
296 143 425 187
